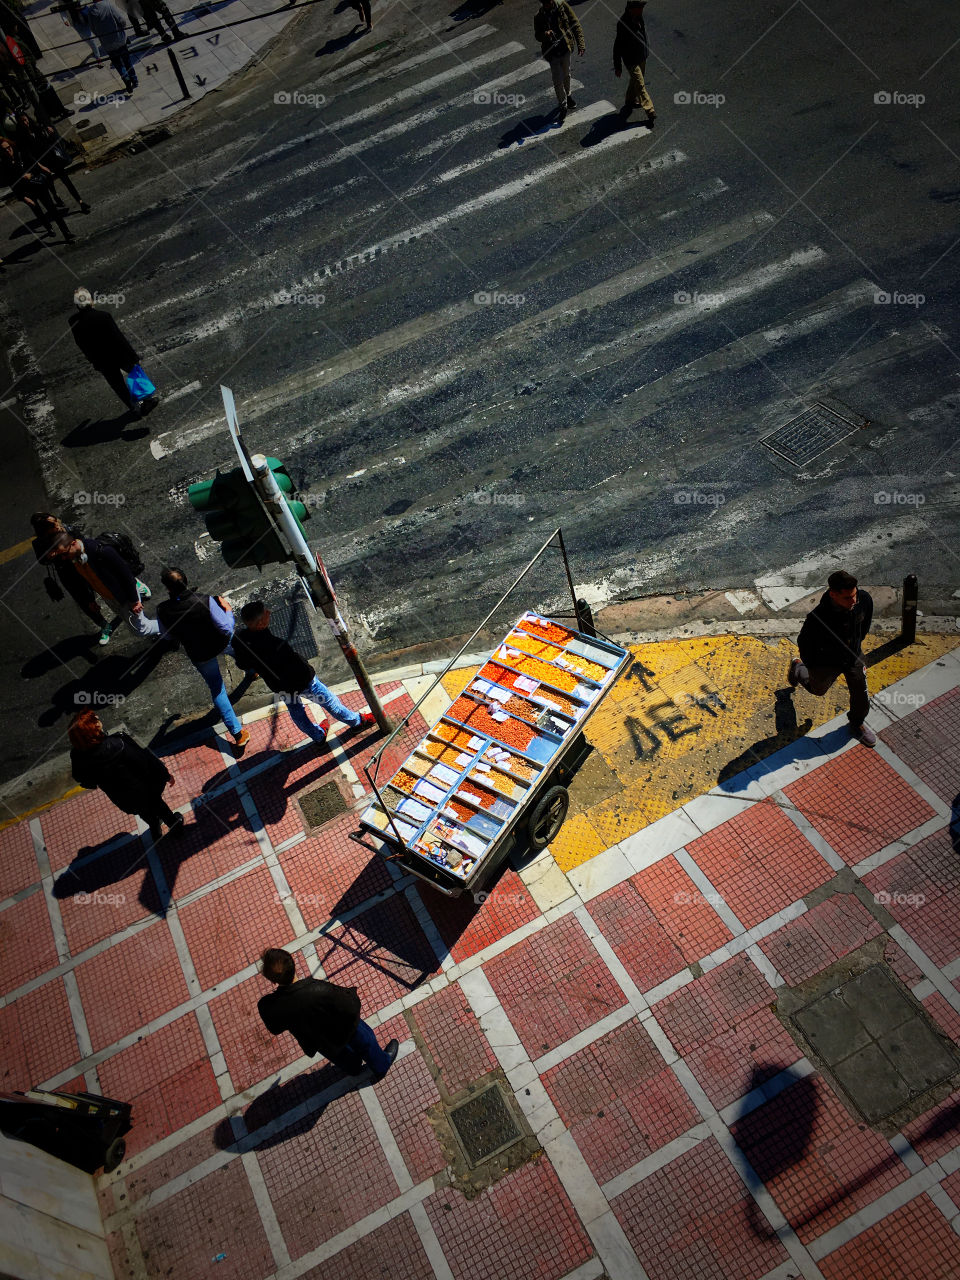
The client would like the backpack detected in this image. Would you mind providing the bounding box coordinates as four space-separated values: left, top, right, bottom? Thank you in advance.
97 531 144 577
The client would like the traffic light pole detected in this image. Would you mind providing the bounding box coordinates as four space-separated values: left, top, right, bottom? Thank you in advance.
250 455 391 734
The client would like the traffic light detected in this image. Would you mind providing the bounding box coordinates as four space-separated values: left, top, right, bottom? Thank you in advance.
187 459 309 569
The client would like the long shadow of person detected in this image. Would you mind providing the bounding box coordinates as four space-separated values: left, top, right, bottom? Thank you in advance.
52 830 150 903
212 1064 361 1153
728 1067 818 1239
716 688 813 793
449 0 502 20
61 414 149 447
498 111 562 148
36 641 170 728
21 633 100 680
581 109 648 146
314 28 365 58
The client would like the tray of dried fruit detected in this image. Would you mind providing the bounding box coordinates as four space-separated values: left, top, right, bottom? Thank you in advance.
358 611 629 895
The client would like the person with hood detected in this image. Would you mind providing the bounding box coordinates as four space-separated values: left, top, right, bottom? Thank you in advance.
789 569 876 746
69 286 155 414
613 0 655 125
257 947 398 1079
231 599 376 746
69 711 184 841
86 0 139 93
534 0 584 119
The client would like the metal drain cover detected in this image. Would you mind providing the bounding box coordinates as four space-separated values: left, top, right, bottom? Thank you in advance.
782 960 960 1132
761 397 870 467
300 783 349 829
265 597 317 658
449 1082 523 1167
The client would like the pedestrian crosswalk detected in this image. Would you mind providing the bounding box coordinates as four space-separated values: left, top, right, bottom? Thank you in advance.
11 11 950 652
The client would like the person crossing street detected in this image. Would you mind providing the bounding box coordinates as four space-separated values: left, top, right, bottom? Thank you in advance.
232 600 376 746
534 0 585 119
613 0 655 126
155 568 250 754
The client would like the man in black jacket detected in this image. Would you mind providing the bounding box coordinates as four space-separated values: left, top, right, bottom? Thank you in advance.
789 570 876 746
232 600 375 746
155 567 250 753
50 533 156 645
69 286 156 414
613 0 655 125
257 948 398 1077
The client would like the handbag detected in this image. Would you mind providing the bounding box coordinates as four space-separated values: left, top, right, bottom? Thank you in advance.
125 363 156 400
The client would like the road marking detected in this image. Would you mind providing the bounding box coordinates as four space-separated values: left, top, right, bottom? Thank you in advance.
324 23 497 93
0 536 34 566
228 44 528 180
318 141 683 278
162 380 202 403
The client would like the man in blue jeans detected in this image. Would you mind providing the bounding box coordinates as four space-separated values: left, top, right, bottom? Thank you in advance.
257 948 398 1077
231 599 376 745
155 567 250 754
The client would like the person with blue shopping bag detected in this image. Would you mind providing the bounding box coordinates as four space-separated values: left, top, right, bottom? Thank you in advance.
69 286 158 416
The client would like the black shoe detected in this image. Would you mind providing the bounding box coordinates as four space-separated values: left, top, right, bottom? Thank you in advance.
646 112 656 128
373 1039 399 1078
787 658 802 688
80 201 91 213
167 812 186 836
566 96 577 109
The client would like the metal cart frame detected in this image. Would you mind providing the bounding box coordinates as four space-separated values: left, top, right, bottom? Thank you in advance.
353 529 630 897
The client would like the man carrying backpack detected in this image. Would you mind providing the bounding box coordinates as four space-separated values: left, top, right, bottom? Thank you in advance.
48 533 156 644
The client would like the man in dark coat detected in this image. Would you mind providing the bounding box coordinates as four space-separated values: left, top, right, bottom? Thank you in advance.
613 0 655 124
69 285 155 414
155 567 250 753
257 947 398 1077
789 569 876 746
69 711 183 840
232 600 375 746
50 533 156 644
0 135 74 253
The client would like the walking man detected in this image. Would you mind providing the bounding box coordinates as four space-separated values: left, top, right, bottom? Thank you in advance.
534 0 584 119
140 0 183 44
232 600 376 745
155 568 250 753
49 533 156 644
613 0 655 125
69 711 184 842
258 947 398 1079
69 287 156 416
788 570 876 747
87 0 139 93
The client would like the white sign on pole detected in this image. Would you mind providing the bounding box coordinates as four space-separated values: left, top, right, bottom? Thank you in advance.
221 384 253 481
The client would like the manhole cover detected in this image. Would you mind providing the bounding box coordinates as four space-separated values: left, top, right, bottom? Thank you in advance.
300 783 349 829
782 961 960 1132
449 1082 522 1167
760 397 870 467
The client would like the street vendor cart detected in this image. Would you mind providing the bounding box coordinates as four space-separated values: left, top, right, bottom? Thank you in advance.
355 530 629 897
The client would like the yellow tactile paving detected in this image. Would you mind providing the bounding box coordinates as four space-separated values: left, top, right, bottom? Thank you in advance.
436 629 959 875
440 665 479 700
548 812 607 873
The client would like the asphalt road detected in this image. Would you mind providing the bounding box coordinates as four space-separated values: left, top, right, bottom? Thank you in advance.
1 0 959 797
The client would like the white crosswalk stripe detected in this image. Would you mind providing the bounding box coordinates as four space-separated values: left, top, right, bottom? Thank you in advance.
18 14 929 623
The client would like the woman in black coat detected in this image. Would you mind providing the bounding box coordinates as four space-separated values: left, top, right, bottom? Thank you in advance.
69 712 184 841
14 111 90 213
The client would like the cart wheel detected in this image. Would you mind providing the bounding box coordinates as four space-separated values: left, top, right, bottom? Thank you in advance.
103 1137 126 1173
527 785 569 851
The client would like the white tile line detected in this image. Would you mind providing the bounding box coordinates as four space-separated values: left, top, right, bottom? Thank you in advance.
270 1181 437 1280
888 926 960 1015
534 1004 638 1075
459 969 649 1279
360 1086 415 1193
873 741 952 818
407 1200 456 1280
573 905 650 1014
806 1163 946 1261
775 794 848 873
601 1124 712 1200
851 813 950 877
671 845 747 937
242 1146 292 1271
556 1259 604 1280
31 816 70 964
